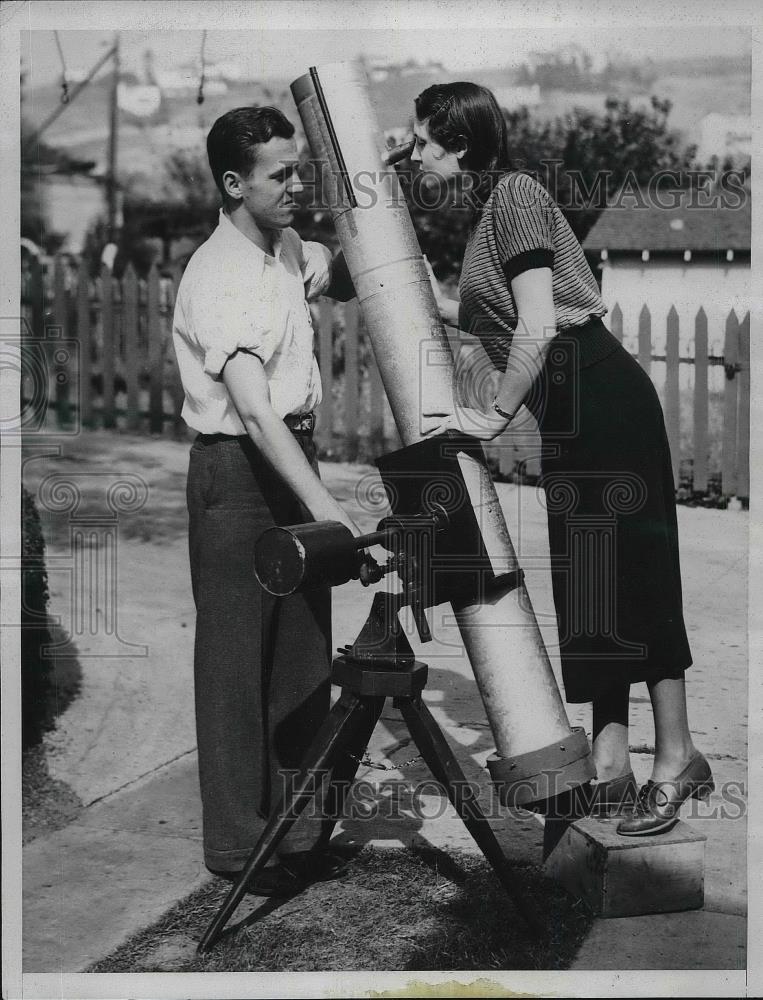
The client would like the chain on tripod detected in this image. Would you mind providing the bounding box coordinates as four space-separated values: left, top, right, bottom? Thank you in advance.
344 749 424 771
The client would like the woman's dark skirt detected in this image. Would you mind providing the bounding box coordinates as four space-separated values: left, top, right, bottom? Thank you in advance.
525 316 692 703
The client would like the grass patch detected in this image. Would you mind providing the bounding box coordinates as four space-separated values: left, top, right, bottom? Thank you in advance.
87 846 593 973
22 744 84 845
22 624 84 843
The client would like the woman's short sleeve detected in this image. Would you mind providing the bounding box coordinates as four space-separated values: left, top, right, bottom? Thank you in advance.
491 173 555 282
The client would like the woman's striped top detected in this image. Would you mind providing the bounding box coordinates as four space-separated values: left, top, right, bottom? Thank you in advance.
458 171 607 371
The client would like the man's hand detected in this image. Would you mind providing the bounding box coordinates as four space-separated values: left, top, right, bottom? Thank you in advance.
312 503 363 539
421 404 511 442
222 350 363 527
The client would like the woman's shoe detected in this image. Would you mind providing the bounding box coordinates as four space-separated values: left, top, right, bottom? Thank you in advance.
616 752 714 837
588 770 639 819
540 770 637 821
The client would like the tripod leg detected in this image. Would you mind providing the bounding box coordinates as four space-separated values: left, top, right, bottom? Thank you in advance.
399 697 544 935
322 694 385 824
198 689 368 953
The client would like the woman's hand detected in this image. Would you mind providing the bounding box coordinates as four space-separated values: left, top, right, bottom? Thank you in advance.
423 255 459 327
423 255 445 310
421 405 511 442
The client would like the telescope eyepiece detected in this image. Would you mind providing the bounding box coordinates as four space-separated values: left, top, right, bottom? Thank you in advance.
381 137 415 166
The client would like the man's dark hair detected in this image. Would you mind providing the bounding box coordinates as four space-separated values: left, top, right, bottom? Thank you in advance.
206 106 296 202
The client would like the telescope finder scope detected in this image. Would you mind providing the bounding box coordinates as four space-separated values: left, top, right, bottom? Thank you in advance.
254 521 362 597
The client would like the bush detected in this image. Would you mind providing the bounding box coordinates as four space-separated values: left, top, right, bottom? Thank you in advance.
21 485 53 749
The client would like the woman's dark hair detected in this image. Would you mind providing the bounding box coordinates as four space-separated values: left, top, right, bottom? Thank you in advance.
206 106 295 201
414 82 512 212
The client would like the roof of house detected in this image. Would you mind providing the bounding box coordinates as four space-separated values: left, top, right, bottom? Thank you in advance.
582 194 750 253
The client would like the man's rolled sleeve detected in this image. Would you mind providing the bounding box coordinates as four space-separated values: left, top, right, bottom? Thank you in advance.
188 284 275 380
300 240 333 301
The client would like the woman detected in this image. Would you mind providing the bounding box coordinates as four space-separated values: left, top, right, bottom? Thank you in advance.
414 82 712 835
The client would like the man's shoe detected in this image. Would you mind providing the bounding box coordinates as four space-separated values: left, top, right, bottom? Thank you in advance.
280 849 349 883
208 864 304 897
617 752 714 837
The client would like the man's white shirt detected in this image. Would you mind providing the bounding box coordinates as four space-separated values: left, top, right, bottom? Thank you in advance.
173 209 332 434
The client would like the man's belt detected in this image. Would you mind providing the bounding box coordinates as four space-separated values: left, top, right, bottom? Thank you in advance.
284 412 315 434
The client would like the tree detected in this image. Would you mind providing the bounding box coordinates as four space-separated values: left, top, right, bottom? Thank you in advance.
85 148 222 276
521 96 698 242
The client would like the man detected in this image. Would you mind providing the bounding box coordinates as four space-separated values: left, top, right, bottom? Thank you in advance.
173 106 357 895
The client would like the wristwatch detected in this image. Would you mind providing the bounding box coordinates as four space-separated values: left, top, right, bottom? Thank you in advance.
492 397 516 421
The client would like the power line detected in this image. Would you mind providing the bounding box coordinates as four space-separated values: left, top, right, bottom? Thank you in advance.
23 43 118 154
197 30 207 105
53 31 69 104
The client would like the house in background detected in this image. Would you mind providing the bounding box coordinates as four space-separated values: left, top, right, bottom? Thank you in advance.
696 113 751 167
583 194 750 355
492 84 541 109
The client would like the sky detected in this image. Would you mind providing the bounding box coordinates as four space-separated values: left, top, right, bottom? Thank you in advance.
20 21 753 89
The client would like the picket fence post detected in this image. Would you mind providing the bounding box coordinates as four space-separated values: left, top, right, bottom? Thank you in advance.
100 262 116 428
692 308 709 496
52 254 72 427
721 310 740 498
123 263 140 431
147 263 163 434
665 306 680 485
736 312 750 503
317 298 334 452
77 258 93 427
344 299 360 462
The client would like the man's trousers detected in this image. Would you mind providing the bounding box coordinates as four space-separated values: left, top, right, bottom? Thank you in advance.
187 431 333 873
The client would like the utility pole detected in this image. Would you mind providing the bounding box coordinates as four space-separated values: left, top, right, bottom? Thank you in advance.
106 32 120 243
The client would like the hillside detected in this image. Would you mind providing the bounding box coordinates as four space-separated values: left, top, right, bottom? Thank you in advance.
23 52 750 184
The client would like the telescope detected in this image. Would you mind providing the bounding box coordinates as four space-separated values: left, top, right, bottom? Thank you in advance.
290 60 593 799
197 61 594 953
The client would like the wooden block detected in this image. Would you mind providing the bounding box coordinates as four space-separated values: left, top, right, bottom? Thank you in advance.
543 816 706 918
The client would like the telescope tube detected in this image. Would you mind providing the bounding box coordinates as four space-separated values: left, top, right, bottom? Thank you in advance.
292 62 593 805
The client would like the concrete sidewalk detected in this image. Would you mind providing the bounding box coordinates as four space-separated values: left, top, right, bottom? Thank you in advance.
22 443 749 973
